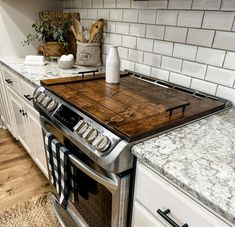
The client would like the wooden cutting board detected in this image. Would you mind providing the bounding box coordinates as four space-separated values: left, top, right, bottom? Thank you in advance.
41 73 226 142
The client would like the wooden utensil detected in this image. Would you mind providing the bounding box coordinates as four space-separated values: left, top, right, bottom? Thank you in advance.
72 17 87 43
89 19 105 43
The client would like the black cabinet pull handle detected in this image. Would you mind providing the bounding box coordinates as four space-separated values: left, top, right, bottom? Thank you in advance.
19 109 23 113
22 111 27 116
157 209 188 227
5 79 13 84
24 94 33 101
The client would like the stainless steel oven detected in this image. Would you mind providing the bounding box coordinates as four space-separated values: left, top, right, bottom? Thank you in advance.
40 115 131 227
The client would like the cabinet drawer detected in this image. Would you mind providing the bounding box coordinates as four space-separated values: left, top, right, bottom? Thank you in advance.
2 67 21 95
135 162 230 227
20 79 36 106
132 201 165 227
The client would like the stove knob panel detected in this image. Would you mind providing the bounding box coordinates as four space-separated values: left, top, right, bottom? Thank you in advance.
42 96 52 107
46 99 58 112
92 134 104 148
37 93 47 103
96 136 110 152
82 126 93 139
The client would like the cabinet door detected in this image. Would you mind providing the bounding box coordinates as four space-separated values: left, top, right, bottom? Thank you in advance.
8 88 30 153
26 103 48 178
132 202 166 227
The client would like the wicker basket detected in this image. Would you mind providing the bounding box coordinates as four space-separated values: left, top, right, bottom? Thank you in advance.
42 42 65 57
39 11 80 57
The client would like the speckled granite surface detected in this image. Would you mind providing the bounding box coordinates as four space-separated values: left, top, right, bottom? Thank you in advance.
0 57 103 86
132 108 235 225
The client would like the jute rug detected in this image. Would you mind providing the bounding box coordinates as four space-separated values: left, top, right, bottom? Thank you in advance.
0 193 60 227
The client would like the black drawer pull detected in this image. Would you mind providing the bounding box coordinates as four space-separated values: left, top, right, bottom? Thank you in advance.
5 79 13 84
22 111 27 116
19 109 23 113
24 94 33 101
157 209 188 227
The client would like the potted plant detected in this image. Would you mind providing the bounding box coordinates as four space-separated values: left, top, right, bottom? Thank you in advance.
22 19 71 57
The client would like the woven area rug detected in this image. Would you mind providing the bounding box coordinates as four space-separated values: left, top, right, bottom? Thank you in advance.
0 193 60 227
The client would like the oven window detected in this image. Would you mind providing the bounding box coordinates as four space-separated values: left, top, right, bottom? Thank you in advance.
73 166 112 227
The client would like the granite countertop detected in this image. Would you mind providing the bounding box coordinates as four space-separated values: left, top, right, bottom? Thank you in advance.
0 56 103 86
132 108 235 226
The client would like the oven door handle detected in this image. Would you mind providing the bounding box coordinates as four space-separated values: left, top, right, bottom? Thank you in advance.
69 154 119 191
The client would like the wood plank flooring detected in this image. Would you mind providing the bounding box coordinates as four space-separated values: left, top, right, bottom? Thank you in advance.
0 128 51 210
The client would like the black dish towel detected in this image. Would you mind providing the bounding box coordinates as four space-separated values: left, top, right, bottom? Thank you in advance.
45 133 78 208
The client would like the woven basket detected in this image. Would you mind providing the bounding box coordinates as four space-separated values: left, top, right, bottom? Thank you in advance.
39 11 80 57
42 42 65 57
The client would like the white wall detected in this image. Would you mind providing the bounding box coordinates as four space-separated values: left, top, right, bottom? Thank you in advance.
0 0 63 57
64 0 235 105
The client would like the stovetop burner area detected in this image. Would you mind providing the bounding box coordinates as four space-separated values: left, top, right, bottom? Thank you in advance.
39 71 231 142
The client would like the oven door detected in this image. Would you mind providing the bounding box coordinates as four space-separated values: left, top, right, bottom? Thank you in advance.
40 115 131 227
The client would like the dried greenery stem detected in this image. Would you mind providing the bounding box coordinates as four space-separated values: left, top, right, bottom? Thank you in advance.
22 20 71 47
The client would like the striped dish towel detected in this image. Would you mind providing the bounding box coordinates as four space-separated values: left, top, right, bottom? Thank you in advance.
45 133 78 208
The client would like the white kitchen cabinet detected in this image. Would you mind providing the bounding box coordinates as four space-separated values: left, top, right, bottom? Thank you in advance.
132 162 231 227
0 64 48 178
7 87 31 154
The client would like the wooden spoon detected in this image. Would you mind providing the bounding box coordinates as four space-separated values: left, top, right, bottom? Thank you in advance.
89 19 105 43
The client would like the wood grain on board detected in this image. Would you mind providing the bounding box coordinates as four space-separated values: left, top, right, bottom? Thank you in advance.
0 129 51 210
42 75 225 142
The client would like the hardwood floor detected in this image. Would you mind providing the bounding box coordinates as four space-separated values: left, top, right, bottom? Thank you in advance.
0 128 51 210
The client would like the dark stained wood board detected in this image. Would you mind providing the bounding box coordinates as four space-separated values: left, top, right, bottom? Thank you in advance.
41 75 226 142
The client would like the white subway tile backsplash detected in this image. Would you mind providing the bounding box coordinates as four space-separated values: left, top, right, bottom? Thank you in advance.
122 35 136 48
156 10 178 26
213 32 235 52
177 11 203 28
169 72 191 87
191 79 217 95
138 10 156 24
83 0 92 8
104 0 116 8
192 0 221 10
168 0 192 9
224 52 235 71
128 49 143 63
78 9 88 19
165 27 187 43
206 66 235 87
196 47 226 67
120 59 135 71
116 23 129 35
135 63 151 75
154 40 173 56
118 47 128 59
173 44 197 61
181 61 207 79
148 1 168 9
109 34 122 46
110 9 122 21
98 9 110 19
187 29 214 47
123 9 138 23
131 0 148 9
102 44 112 54
102 33 110 44
130 24 146 37
105 22 116 33
151 67 169 81
92 0 103 8
116 0 130 8
87 9 98 20
143 52 161 67
221 0 235 11
202 12 234 31
137 38 154 52
146 25 165 39
216 85 235 105
161 56 182 73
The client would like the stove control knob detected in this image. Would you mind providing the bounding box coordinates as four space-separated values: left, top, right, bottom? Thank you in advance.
82 126 93 139
46 99 57 112
34 91 42 100
76 120 88 135
96 136 110 152
92 134 110 152
86 129 98 143
42 96 52 107
37 92 47 103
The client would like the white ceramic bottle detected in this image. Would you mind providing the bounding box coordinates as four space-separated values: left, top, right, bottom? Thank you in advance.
105 46 120 84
